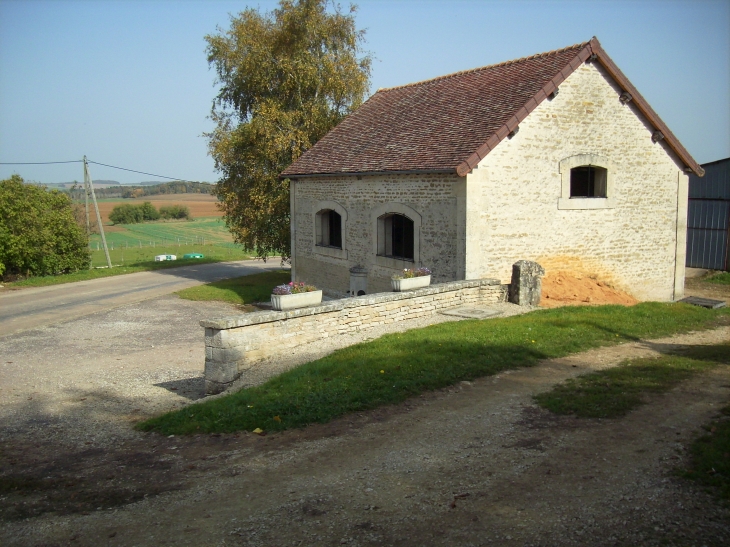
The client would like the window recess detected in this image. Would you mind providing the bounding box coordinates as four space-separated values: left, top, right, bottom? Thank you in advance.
316 209 342 248
377 213 414 261
558 154 616 210
570 165 608 198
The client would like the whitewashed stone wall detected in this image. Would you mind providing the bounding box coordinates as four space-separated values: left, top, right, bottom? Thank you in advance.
291 174 464 295
202 279 505 394
465 61 687 301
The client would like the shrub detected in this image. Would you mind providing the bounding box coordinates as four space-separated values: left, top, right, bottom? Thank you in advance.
108 202 162 224
139 201 160 221
159 204 190 220
109 203 144 224
0 175 90 277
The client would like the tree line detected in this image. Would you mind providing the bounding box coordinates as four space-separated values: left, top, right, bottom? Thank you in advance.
108 202 190 224
67 180 214 200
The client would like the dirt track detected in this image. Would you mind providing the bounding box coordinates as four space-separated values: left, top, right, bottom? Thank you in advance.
1 289 729 546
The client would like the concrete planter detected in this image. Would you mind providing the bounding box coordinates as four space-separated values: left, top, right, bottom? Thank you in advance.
391 275 431 292
271 290 323 311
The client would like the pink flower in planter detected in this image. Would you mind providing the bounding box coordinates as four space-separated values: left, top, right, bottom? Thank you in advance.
272 281 318 295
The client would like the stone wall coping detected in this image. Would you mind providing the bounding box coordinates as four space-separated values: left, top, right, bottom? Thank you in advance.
200 278 503 330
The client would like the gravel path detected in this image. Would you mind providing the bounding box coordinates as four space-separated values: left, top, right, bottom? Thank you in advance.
1 295 728 546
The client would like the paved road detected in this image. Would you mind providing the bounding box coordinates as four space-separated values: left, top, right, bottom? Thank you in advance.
0 260 286 336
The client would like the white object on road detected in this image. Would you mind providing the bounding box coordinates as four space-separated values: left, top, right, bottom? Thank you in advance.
154 255 177 262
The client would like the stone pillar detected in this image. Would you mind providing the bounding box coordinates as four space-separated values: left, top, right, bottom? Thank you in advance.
204 328 245 395
509 260 545 306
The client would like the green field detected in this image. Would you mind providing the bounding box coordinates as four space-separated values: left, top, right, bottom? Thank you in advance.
89 217 243 267
90 217 235 248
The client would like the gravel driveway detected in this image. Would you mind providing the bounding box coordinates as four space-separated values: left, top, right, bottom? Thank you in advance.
1 294 729 546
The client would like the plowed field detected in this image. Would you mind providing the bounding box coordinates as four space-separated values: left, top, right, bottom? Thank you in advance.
95 194 222 222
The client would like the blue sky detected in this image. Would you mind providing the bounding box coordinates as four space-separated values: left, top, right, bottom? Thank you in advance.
1 0 728 184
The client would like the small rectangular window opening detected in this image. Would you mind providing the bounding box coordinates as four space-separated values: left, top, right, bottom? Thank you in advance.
328 211 342 248
391 214 414 259
318 210 342 249
378 214 414 260
570 166 607 198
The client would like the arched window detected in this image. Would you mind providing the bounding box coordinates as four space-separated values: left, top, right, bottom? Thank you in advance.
377 213 414 260
570 165 608 198
316 209 342 249
311 200 347 259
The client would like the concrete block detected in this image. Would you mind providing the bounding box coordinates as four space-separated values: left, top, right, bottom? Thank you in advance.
212 347 246 364
509 260 545 306
205 359 240 385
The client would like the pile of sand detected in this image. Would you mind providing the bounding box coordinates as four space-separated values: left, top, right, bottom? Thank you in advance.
540 270 638 308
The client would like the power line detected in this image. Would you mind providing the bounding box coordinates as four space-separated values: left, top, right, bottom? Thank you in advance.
87 161 189 182
1 158 195 182
0 160 83 165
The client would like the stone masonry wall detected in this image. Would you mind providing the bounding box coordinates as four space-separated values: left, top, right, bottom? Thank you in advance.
202 279 506 394
291 173 464 296
465 61 687 301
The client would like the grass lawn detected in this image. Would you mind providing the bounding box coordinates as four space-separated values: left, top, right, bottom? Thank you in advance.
707 272 730 285
681 404 730 501
534 343 730 418
176 270 291 306
138 302 730 436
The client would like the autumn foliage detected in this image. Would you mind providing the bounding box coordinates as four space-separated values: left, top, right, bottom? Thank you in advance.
205 0 371 259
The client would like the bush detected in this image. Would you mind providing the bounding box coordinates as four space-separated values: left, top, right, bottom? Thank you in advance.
139 201 160 221
109 202 161 224
159 204 190 220
109 203 143 224
0 175 90 277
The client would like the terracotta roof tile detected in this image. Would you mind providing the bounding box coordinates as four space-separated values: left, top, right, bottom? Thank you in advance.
281 38 703 178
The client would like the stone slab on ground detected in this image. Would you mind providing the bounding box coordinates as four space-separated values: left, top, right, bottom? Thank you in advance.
439 306 504 319
678 295 728 309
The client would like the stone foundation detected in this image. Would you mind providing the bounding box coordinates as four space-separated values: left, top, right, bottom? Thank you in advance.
201 278 507 394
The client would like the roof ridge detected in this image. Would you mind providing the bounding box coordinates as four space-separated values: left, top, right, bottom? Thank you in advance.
376 40 590 93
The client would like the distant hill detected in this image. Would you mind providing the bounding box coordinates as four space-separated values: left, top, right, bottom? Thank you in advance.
38 179 182 190
65 180 216 199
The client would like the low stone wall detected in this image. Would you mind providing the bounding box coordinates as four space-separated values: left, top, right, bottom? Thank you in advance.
201 278 507 394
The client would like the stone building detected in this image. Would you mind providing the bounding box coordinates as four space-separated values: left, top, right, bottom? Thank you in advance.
281 37 704 301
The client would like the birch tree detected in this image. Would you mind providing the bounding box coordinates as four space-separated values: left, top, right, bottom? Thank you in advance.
206 0 371 259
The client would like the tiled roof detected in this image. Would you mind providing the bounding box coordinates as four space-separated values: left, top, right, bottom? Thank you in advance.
281 37 703 178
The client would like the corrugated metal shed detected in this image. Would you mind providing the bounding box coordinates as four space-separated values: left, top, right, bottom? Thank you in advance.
686 157 730 270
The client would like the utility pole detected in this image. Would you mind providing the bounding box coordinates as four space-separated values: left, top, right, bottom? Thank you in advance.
83 176 91 239
84 156 112 269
